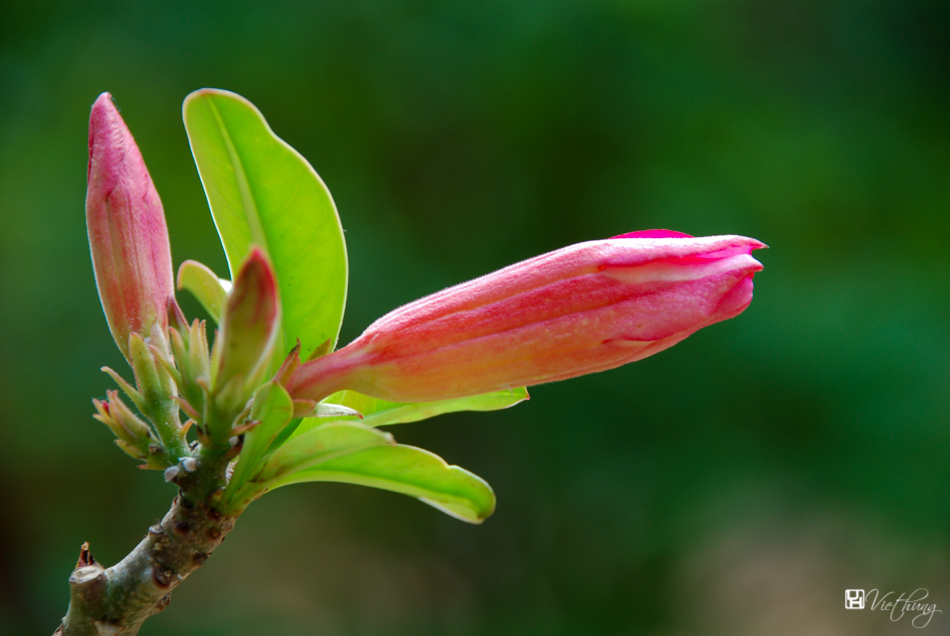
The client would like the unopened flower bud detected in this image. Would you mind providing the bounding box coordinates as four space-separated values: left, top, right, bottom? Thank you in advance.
93 390 154 459
86 93 174 360
211 247 280 396
289 231 765 403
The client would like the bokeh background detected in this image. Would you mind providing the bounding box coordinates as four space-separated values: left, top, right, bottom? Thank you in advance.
1 1 948 634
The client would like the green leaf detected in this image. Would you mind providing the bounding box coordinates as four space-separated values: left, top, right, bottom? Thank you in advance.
271 444 496 523
292 387 530 437
253 422 392 487
224 381 293 497
223 421 393 514
176 259 230 323
183 89 348 360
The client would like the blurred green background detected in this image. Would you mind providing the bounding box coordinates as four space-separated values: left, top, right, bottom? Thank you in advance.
1 1 948 634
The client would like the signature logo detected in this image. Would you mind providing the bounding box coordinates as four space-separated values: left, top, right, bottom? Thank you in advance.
846 588 941 628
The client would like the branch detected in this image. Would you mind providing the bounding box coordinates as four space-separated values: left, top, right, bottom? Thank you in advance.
54 489 236 636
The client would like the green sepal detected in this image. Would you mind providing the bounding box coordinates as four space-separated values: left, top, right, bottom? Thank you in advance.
101 366 146 414
168 320 211 420
128 333 172 410
128 332 186 457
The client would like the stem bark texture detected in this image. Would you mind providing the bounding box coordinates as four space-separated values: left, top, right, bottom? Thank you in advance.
55 492 236 635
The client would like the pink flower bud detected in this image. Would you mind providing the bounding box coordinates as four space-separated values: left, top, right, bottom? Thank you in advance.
289 231 765 403
86 93 174 359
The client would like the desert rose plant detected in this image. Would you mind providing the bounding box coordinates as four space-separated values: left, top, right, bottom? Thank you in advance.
56 90 765 635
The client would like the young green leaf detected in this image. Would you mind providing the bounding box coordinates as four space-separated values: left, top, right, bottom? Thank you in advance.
183 89 348 360
271 445 496 523
292 387 529 437
222 421 393 514
176 260 230 322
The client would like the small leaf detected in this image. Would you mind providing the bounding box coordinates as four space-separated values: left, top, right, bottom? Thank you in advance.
254 422 392 485
183 89 348 360
225 381 293 497
177 260 230 322
293 387 529 437
272 445 496 523
223 421 393 514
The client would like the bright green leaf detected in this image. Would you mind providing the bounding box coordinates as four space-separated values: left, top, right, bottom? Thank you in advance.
176 259 230 323
183 89 348 360
223 421 393 514
271 444 496 523
253 422 392 487
224 381 293 498
292 387 529 437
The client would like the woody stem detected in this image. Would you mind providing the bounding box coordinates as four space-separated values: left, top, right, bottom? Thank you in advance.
54 455 236 636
